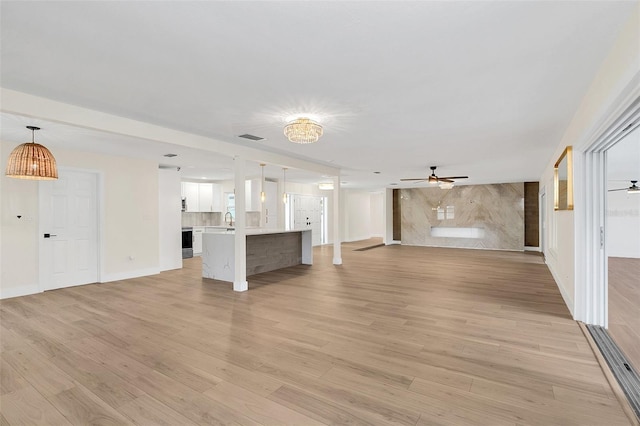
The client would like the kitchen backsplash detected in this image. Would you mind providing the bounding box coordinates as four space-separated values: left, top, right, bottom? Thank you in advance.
182 212 222 226
181 211 261 227
246 212 260 227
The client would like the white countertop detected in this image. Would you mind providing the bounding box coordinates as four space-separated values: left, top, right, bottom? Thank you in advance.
203 228 310 236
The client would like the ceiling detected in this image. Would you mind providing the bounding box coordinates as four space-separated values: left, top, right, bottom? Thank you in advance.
0 1 636 189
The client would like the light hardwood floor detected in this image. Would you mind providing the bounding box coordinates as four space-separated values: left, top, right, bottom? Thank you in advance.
609 257 640 372
0 242 631 425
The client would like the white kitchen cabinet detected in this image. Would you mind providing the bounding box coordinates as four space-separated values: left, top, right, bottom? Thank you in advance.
183 182 200 212
193 226 204 255
182 182 223 212
211 183 222 211
264 180 278 226
244 179 262 212
199 183 214 212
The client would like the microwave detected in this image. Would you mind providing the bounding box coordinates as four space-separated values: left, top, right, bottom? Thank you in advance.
181 197 187 212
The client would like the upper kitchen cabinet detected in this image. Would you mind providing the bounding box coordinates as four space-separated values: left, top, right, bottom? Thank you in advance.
199 183 213 212
182 182 223 212
264 180 278 226
245 179 262 212
211 184 222 211
244 178 278 214
200 183 223 212
183 182 200 212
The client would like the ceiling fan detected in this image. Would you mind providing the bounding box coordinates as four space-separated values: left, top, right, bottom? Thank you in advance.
608 180 639 194
400 166 469 183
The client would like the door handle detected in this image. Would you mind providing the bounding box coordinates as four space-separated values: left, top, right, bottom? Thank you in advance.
44 233 57 238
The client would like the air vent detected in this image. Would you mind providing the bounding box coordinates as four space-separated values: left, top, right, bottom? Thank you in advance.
163 153 178 157
238 134 264 141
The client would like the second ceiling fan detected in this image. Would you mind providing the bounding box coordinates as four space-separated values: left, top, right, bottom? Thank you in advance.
401 166 468 183
608 180 639 193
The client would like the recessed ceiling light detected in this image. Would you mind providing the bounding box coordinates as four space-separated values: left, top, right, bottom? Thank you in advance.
390 183 398 186
373 171 381 174
163 153 178 157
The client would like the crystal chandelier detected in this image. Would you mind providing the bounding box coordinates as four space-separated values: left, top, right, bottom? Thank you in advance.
284 118 323 144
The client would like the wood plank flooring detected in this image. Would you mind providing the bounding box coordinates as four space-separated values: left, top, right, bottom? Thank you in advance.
0 242 631 425
609 257 640 372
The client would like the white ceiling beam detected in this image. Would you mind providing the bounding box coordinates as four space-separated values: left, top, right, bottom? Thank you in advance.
0 88 341 176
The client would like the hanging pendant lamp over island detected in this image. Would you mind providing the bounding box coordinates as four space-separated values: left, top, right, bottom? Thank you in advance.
6 126 58 180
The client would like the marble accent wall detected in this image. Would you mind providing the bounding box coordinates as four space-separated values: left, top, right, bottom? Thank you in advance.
401 183 524 250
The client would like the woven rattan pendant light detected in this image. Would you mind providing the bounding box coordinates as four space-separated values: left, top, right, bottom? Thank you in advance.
6 126 58 180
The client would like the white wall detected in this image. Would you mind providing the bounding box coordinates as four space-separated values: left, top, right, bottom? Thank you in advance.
1 140 39 298
344 190 371 242
607 191 640 258
370 192 384 238
159 168 183 271
540 5 640 316
1 142 160 298
340 189 385 242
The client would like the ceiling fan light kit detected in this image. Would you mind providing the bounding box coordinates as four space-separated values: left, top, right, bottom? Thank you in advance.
284 117 323 144
439 182 455 190
5 126 58 180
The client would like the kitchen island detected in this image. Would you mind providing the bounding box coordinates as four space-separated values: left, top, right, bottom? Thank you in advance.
201 229 312 283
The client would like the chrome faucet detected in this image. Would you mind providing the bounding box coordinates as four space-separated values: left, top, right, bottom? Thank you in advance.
224 211 234 227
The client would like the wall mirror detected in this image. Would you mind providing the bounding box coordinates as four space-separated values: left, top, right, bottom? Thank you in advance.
554 146 573 210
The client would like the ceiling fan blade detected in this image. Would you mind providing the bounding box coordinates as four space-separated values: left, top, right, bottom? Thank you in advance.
608 188 628 192
400 178 427 181
438 176 468 180
438 178 454 183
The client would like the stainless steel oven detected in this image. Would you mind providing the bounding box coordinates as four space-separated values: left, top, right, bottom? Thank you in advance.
181 227 193 259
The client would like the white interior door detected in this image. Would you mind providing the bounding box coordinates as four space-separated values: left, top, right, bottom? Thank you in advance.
39 170 99 290
291 194 324 246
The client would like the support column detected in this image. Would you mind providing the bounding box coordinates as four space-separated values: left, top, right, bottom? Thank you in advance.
383 188 394 245
233 156 248 292
332 175 342 265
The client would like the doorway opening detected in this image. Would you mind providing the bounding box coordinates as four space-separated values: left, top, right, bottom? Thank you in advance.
605 126 640 372
288 194 327 246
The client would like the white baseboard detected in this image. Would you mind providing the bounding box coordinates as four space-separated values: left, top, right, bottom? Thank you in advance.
101 267 160 283
546 261 575 316
0 284 41 300
524 246 541 252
